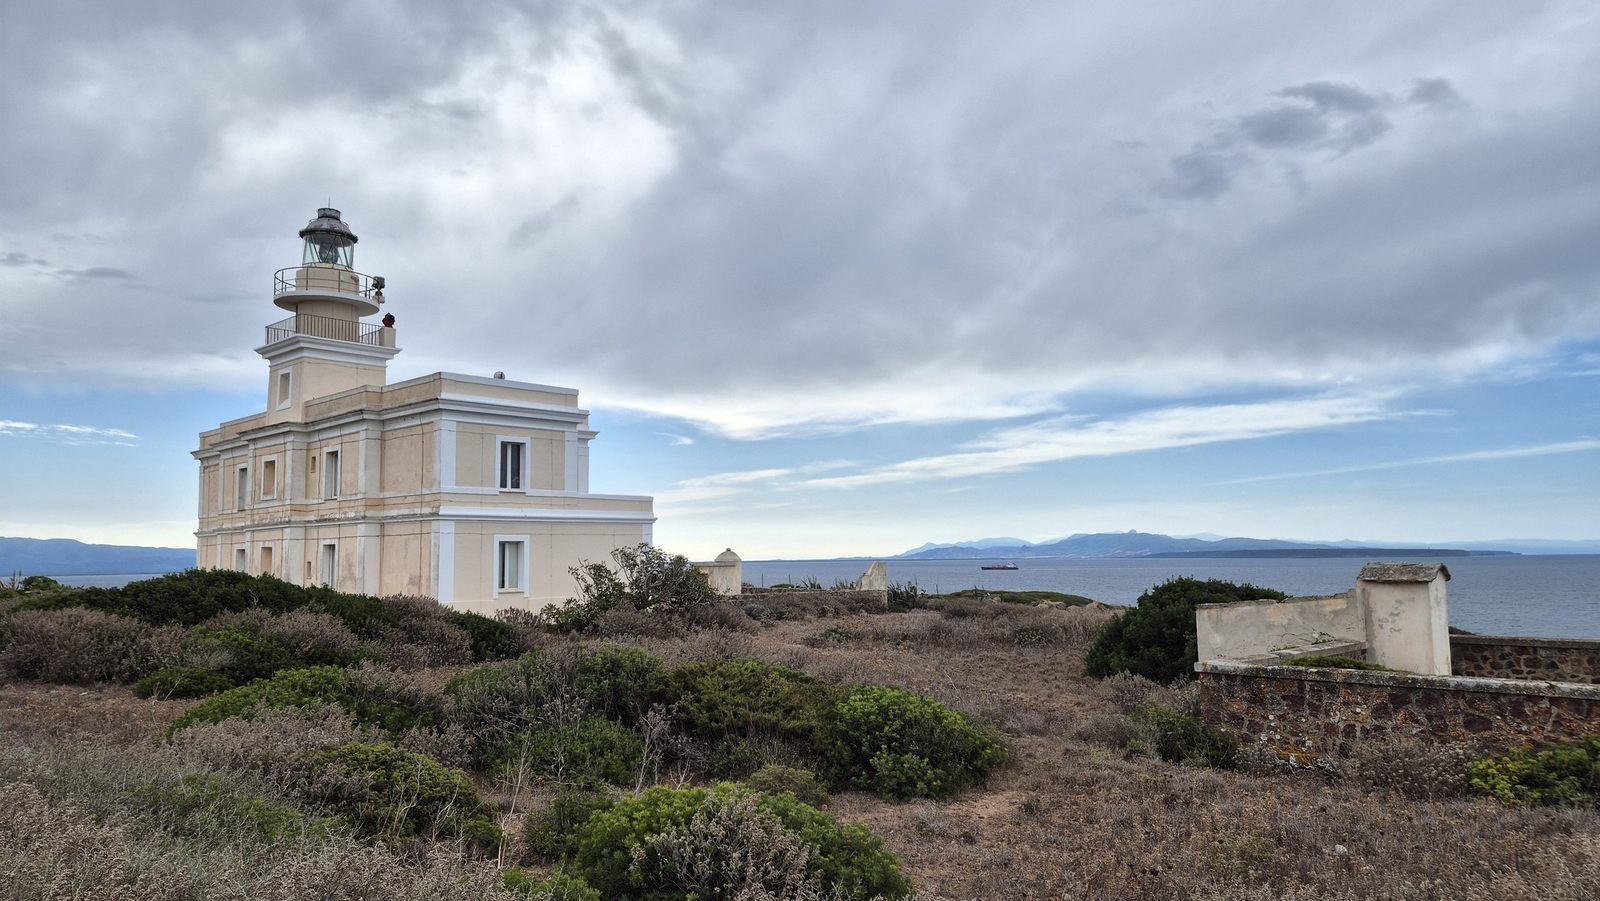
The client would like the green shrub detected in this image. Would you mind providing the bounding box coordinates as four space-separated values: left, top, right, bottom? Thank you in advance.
828 685 1006 800
170 665 433 735
1467 736 1600 807
450 610 522 661
523 789 617 859
11 569 398 635
886 583 923 611
133 666 236 699
668 658 841 776
571 783 910 900
1281 655 1389 672
304 741 500 847
547 545 717 633
187 626 297 682
132 772 326 843
575 646 666 726
746 764 831 806
18 575 63 592
503 867 602 901
1084 577 1288 683
501 717 644 788
446 651 574 766
1128 703 1237 769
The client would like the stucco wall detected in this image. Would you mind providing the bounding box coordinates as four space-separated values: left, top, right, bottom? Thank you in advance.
1195 595 1362 662
1195 660 1600 760
1451 635 1600 685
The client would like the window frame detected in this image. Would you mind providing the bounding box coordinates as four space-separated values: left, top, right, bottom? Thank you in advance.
496 437 528 491
234 547 247 571
260 457 278 500
322 449 341 500
235 465 250 511
319 542 338 588
493 535 529 597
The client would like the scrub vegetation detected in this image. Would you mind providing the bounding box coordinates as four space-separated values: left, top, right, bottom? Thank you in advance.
1 567 1596 899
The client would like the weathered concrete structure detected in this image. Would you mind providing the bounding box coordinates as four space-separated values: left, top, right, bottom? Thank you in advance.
694 549 744 596
194 209 654 613
1194 561 1600 758
1195 563 1452 675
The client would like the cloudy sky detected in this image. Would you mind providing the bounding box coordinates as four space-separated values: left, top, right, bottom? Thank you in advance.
2 1 1597 559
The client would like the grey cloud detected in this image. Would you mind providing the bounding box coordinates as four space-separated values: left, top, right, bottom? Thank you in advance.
0 2 1594 436
1278 81 1384 113
1409 77 1467 108
1239 106 1331 147
0 252 46 267
59 266 137 280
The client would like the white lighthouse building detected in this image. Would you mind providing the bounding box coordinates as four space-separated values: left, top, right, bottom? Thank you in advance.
193 209 655 613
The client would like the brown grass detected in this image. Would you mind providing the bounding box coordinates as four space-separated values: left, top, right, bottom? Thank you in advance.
1 598 1596 900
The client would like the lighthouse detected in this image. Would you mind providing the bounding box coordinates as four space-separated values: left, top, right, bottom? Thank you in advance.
193 209 654 611
261 208 398 425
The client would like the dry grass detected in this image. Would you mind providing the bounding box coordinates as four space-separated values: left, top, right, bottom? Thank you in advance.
1 597 1596 900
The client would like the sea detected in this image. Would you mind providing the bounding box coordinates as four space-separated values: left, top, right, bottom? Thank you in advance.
44 554 1600 640
741 554 1600 641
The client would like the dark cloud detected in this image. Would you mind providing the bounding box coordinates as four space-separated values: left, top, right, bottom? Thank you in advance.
1239 105 1331 147
1278 81 1384 113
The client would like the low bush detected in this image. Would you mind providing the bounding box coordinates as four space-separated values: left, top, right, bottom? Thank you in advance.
668 658 841 777
501 717 644 788
522 789 617 859
828 685 1006 800
1128 703 1237 769
133 772 328 843
303 741 501 848
746 764 831 807
1468 735 1600 807
367 595 477 668
0 608 174 683
571 783 910 900
1281 655 1389 671
446 650 582 766
1085 577 1287 683
170 665 435 735
574 646 667 726
451 609 522 661
134 665 237 699
504 867 602 901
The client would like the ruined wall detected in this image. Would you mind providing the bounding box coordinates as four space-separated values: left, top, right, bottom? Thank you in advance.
1195 660 1600 759
1450 635 1600 685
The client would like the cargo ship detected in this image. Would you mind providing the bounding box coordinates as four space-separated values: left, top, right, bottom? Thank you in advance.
980 562 1019 570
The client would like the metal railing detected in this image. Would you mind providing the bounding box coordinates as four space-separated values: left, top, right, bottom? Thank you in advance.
265 312 385 346
273 266 380 299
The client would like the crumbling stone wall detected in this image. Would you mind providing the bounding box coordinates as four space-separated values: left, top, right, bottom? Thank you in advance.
1450 635 1600 685
1195 660 1600 760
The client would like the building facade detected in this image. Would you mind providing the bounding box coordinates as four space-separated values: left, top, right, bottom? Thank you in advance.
194 209 654 613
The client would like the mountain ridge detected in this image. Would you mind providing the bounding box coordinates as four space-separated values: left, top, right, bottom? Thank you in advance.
1 537 196 576
890 530 1576 559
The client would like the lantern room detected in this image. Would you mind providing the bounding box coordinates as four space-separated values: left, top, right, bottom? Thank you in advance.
299 207 358 268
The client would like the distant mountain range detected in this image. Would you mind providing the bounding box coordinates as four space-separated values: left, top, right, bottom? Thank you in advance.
893 530 1600 559
0 537 195 577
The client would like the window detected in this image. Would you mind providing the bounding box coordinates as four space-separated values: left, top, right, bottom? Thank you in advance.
234 548 247 571
320 543 338 587
259 545 274 575
236 466 249 511
276 371 292 410
498 439 525 490
496 539 526 593
322 449 340 499
261 459 277 499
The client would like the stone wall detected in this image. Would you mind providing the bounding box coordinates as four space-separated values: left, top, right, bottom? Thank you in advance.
1195 660 1600 760
1450 635 1600 685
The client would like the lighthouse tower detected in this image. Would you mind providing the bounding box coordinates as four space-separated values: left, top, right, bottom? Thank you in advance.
261 208 398 425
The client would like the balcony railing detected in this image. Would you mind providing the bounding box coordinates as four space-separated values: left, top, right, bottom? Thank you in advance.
265 312 385 346
273 266 381 299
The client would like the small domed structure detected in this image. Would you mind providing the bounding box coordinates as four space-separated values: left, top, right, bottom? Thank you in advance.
299 207 358 267
715 548 741 563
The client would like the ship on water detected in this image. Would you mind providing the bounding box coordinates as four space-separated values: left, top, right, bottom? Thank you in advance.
980 562 1019 570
